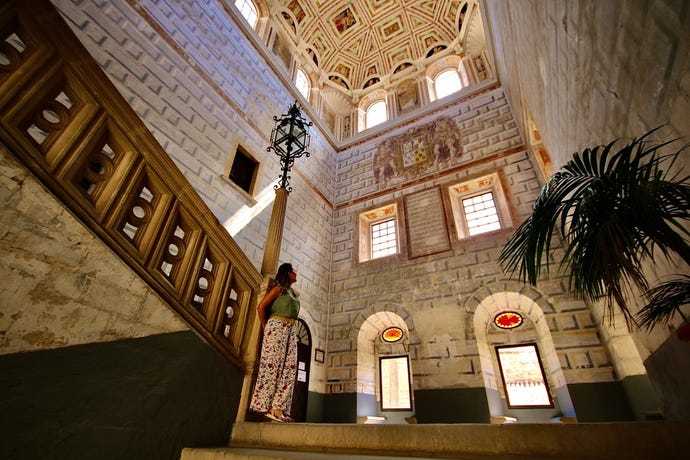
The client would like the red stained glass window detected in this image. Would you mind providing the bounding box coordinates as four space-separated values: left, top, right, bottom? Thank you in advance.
382 326 403 342
494 311 523 329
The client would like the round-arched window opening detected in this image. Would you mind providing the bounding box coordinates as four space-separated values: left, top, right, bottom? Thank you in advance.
381 326 403 343
434 68 462 99
295 68 310 102
234 0 258 28
494 311 523 329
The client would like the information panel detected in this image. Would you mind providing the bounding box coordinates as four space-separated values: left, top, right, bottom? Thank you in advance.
404 187 451 258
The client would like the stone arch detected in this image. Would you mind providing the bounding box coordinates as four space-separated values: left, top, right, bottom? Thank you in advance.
356 309 411 419
465 281 575 419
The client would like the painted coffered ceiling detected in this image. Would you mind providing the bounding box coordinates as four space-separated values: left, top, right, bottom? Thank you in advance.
268 0 483 94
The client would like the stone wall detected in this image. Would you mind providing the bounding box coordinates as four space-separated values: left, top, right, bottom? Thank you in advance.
328 87 629 420
0 144 186 354
485 0 690 169
1 142 240 459
484 0 690 347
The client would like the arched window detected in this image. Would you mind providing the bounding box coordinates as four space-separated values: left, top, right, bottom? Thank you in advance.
434 69 462 99
295 68 310 102
377 325 412 412
366 100 387 129
235 0 258 28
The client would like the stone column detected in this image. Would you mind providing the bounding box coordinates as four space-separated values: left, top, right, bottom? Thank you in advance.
261 187 289 277
236 187 289 422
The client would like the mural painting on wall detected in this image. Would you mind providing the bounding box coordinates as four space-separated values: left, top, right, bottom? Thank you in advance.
281 12 297 33
474 54 488 81
373 116 462 183
272 34 292 69
335 63 351 79
343 115 351 138
396 79 419 115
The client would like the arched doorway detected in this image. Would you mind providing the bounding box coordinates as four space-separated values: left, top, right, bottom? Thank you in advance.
290 318 312 422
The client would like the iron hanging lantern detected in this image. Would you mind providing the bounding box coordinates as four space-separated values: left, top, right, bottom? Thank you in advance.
267 101 312 192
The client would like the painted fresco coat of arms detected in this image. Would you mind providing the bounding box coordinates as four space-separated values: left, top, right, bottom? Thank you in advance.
373 117 462 183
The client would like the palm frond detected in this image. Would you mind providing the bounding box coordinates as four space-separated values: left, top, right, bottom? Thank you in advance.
500 126 690 328
638 276 690 330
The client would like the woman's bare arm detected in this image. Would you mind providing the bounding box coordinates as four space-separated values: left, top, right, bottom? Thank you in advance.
257 285 281 328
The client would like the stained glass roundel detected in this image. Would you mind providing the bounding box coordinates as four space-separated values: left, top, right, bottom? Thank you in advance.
382 326 403 342
494 311 523 329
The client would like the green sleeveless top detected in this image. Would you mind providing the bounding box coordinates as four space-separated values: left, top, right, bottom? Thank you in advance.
270 287 300 319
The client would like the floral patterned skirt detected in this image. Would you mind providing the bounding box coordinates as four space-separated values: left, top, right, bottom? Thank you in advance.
249 317 298 415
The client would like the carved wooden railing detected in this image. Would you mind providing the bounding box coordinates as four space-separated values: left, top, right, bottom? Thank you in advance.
0 0 262 369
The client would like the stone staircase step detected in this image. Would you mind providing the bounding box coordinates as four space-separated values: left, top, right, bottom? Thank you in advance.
181 446 489 460
180 446 581 460
181 421 690 460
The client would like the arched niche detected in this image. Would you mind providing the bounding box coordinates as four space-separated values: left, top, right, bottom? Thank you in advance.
468 286 576 421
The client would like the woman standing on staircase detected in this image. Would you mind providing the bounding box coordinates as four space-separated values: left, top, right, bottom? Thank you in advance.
250 262 300 422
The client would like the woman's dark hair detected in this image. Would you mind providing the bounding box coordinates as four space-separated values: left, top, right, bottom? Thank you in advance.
275 263 293 287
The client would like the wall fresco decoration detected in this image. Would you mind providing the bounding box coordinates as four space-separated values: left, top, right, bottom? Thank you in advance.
396 79 419 114
373 116 462 183
281 12 297 34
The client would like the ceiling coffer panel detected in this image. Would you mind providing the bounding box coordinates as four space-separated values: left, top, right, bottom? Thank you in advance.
275 0 462 90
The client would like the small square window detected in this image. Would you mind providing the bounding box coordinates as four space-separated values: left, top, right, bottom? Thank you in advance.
448 171 513 239
358 203 400 262
462 191 501 236
228 146 258 195
371 219 397 259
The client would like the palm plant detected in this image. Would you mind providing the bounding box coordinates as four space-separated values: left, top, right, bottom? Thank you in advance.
499 127 690 330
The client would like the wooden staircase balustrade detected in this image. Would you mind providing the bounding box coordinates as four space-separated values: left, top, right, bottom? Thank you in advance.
0 0 263 369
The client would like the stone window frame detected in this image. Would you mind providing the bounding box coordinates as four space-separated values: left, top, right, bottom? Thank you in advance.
425 55 466 102
356 200 407 264
295 67 311 102
222 142 261 203
378 354 413 411
433 68 463 100
444 170 515 241
365 99 388 129
357 89 388 133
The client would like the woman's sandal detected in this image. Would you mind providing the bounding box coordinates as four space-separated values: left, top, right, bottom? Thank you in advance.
264 412 283 422
265 409 287 422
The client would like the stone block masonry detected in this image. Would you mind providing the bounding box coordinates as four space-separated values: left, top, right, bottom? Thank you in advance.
328 87 615 398
0 146 187 355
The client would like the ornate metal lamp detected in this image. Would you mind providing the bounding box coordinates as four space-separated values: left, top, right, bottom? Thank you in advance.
267 101 312 192
259 101 312 277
